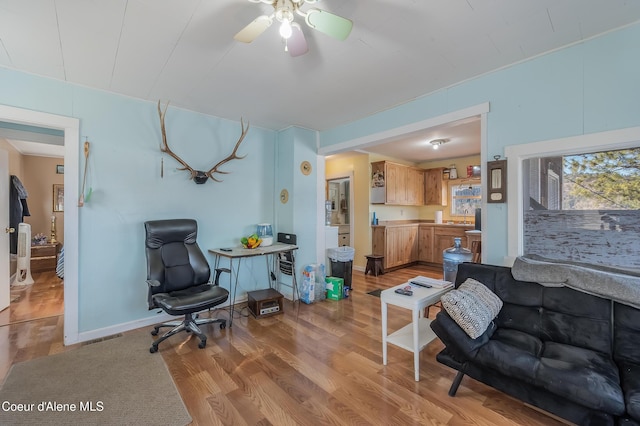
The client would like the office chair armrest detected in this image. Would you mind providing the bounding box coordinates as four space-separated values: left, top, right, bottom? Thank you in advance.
146 279 162 288
214 268 230 286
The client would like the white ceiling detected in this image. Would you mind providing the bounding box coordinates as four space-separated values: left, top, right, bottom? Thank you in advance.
6 139 65 158
0 0 639 138
358 116 482 163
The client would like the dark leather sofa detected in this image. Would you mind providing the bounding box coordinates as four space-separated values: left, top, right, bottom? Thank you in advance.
430 262 640 426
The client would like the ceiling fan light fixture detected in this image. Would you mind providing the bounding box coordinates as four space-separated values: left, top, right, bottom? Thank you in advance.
279 19 293 38
236 0 352 55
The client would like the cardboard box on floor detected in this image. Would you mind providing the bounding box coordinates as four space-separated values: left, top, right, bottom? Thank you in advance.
325 277 344 301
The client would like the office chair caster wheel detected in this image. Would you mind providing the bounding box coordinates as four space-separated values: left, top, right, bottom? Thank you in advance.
198 339 207 349
151 327 159 336
150 344 158 353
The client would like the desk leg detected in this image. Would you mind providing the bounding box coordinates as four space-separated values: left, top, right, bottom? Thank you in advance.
265 255 274 290
228 258 243 327
413 307 420 381
381 300 388 365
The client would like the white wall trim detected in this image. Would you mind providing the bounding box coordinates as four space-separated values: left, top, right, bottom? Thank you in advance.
505 126 640 262
315 153 326 266
78 312 176 343
0 104 80 345
479 112 488 264
75 296 244 343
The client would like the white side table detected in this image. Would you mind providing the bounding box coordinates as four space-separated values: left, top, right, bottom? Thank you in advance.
381 282 452 381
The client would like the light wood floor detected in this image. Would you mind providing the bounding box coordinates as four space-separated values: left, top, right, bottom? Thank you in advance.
0 265 565 425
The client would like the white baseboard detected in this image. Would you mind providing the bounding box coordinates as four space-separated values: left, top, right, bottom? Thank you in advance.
75 297 245 344
77 311 176 344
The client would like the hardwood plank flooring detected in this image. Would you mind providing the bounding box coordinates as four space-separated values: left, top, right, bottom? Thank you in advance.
0 264 566 425
0 270 64 326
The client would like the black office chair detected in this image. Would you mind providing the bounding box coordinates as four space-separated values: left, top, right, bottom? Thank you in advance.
144 219 229 353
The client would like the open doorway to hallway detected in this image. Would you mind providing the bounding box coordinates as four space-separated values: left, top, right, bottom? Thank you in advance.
0 104 79 345
1 125 65 327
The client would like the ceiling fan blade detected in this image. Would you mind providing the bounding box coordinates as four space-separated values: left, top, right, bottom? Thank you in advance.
234 15 273 43
305 9 353 41
287 23 308 57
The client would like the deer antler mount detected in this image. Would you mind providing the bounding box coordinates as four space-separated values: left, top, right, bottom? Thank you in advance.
157 100 249 184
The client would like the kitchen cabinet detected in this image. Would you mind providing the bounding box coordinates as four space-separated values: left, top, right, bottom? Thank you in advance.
372 224 418 270
418 225 433 262
424 167 448 206
400 225 419 265
433 227 469 264
374 223 473 270
406 167 425 205
337 225 350 246
371 161 424 206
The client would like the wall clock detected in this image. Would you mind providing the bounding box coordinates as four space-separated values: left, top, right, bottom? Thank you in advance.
300 161 312 175
280 189 289 204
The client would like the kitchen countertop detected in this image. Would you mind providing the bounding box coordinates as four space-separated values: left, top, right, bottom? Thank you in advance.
372 220 474 228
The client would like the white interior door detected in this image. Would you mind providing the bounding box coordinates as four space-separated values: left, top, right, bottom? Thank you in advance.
0 149 10 312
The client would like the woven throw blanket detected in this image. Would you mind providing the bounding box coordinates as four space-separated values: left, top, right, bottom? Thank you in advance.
512 254 640 309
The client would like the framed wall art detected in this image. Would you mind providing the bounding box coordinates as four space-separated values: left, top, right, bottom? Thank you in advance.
53 184 64 212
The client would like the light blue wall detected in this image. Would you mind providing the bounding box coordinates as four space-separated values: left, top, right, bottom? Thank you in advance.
319 23 640 265
0 67 277 332
275 126 319 296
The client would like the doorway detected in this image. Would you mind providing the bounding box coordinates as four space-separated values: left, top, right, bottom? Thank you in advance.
1 134 65 327
318 103 489 265
0 104 79 345
326 174 354 247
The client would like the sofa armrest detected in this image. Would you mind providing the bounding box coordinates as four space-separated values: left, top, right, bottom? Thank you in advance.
430 310 495 361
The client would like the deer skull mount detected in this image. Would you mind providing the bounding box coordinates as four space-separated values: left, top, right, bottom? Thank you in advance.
157 100 249 184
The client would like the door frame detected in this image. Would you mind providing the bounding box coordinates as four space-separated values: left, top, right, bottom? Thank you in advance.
0 104 79 345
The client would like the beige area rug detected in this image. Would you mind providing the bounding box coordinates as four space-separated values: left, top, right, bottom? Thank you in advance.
0 331 191 426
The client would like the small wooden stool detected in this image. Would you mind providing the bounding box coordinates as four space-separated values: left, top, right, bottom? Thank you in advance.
364 255 384 276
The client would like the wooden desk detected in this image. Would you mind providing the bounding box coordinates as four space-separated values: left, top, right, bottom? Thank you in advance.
209 243 298 327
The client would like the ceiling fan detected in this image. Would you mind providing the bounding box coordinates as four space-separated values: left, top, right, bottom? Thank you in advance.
234 0 353 57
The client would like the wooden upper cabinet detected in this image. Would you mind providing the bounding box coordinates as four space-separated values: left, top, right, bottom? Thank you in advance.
371 161 424 206
406 167 424 205
385 162 406 204
424 167 448 206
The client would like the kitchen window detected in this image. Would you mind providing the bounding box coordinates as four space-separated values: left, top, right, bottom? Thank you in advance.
450 182 482 217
